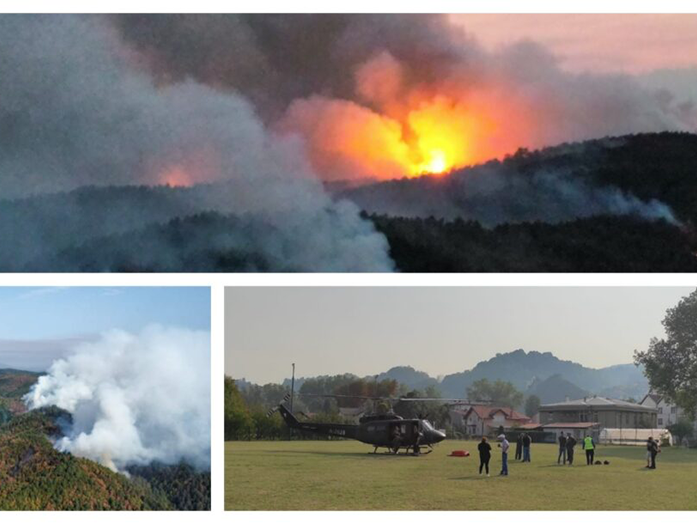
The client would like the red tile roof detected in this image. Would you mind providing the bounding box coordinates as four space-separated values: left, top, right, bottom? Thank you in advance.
465 405 531 423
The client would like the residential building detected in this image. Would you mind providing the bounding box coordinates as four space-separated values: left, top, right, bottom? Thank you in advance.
640 392 697 438
539 396 657 430
450 404 531 436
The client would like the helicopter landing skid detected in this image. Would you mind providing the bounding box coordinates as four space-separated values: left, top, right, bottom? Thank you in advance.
371 445 433 456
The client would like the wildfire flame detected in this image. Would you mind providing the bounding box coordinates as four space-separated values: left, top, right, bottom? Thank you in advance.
405 96 483 176
281 90 522 182
158 166 192 187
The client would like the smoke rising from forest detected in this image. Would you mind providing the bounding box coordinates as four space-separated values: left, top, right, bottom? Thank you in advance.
24 325 211 472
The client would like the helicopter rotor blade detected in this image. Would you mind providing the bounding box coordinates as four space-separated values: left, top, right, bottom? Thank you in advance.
296 393 395 401
298 393 478 403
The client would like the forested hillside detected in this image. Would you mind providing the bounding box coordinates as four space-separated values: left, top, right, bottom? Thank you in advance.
0 406 210 510
0 132 694 272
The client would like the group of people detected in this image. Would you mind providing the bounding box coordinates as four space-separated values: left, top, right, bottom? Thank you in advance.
514 432 533 462
556 431 595 465
476 434 510 476
646 436 660 469
475 431 661 477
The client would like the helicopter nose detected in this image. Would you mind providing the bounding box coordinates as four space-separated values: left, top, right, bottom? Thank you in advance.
432 429 446 443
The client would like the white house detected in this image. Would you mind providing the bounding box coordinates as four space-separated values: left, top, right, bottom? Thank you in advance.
640 392 697 443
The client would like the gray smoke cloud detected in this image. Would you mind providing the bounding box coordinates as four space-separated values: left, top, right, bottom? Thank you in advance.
112 14 696 144
24 325 210 472
341 159 677 226
0 14 393 271
0 14 693 270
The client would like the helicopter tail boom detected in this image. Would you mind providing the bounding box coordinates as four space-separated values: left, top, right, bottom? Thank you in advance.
278 404 358 439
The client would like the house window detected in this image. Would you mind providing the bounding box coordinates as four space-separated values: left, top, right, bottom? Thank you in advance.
658 418 663 425
671 407 677 414
658 407 663 414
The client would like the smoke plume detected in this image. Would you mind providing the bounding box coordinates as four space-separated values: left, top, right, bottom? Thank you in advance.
0 14 393 271
0 14 693 270
341 148 678 225
113 14 696 181
24 325 211 472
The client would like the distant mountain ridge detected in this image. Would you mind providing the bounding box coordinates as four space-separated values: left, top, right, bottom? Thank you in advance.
251 349 649 404
438 349 647 400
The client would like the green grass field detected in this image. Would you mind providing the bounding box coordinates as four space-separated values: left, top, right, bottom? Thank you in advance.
226 440 697 510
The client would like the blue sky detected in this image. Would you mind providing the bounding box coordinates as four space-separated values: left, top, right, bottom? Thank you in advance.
0 287 209 371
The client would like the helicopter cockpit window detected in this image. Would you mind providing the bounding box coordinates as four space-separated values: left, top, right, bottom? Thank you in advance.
422 420 434 431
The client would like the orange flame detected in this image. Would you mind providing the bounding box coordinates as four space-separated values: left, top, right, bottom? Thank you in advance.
158 166 193 187
280 89 527 181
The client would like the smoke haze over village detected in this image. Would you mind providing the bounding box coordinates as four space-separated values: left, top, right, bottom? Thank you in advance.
226 287 693 384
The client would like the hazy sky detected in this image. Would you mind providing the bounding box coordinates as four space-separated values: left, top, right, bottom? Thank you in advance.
451 14 697 74
0 287 210 371
226 287 693 384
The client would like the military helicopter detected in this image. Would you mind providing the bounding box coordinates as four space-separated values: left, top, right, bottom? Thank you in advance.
272 393 454 455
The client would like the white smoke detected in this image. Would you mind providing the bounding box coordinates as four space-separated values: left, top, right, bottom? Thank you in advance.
23 325 211 472
0 15 394 271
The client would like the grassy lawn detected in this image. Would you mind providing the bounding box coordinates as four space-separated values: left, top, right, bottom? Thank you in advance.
225 440 697 510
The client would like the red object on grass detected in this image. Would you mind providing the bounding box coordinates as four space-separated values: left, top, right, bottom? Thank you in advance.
449 450 470 457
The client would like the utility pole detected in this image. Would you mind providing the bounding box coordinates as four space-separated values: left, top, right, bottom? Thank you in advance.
374 375 379 413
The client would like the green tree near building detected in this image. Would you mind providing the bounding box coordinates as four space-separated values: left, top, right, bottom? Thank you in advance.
524 394 541 417
224 377 254 440
667 420 694 444
635 288 697 418
466 379 524 409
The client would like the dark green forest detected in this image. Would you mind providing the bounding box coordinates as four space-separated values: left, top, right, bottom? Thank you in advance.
0 132 695 272
370 214 697 272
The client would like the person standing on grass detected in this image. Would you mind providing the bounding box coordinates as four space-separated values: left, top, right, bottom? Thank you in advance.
498 434 510 476
566 434 577 465
583 434 595 465
478 436 492 476
646 437 654 468
514 433 521 461
647 437 660 469
522 432 532 462
557 431 567 464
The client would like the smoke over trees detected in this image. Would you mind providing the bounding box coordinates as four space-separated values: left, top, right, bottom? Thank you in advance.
1 15 696 271
24 325 211 472
0 14 394 272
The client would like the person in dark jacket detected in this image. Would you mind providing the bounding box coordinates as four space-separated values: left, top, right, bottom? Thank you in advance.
566 434 577 465
478 436 492 476
522 433 532 462
515 433 523 461
647 437 660 469
557 431 567 465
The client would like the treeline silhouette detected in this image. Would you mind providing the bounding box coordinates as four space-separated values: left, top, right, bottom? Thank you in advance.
0 132 695 272
369 214 697 272
224 376 452 441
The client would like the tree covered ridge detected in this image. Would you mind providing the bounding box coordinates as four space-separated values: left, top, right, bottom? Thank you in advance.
369 214 697 272
0 406 210 510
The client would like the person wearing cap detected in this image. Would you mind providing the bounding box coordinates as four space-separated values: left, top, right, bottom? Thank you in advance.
497 434 510 476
